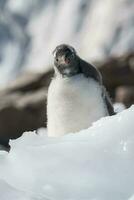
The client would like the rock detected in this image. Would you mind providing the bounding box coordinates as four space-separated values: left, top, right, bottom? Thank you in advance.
95 53 134 97
0 70 53 150
0 88 47 147
115 86 134 108
5 70 53 93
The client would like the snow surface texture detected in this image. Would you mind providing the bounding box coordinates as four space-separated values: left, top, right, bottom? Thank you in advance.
0 106 134 200
1 0 134 85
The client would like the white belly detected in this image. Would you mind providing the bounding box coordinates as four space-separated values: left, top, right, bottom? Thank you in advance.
47 74 108 137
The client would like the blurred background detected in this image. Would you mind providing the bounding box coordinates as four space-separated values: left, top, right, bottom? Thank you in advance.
0 0 134 150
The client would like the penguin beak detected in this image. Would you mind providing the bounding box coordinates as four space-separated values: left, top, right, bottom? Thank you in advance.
58 55 66 64
58 55 70 65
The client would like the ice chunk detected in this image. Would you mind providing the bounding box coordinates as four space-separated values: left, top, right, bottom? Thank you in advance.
0 106 134 200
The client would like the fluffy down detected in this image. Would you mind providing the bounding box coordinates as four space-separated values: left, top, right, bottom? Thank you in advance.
47 74 108 136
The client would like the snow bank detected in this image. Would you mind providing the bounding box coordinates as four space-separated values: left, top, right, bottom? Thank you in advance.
0 106 134 200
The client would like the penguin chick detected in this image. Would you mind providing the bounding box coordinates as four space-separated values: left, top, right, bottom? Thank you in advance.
47 44 115 137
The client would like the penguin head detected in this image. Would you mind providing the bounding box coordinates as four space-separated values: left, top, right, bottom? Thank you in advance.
52 44 80 77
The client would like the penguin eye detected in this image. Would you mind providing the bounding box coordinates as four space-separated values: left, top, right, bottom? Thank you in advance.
55 58 58 62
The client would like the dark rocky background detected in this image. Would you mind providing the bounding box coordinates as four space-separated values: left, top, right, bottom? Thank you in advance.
0 0 134 150
0 52 134 151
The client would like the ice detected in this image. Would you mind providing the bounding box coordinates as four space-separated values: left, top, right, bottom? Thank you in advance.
0 106 134 200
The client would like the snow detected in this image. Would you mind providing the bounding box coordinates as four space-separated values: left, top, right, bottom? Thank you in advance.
0 106 134 200
114 103 126 113
1 0 134 86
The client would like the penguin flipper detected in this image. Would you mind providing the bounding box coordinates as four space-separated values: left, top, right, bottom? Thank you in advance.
102 86 115 116
79 58 115 116
79 58 102 84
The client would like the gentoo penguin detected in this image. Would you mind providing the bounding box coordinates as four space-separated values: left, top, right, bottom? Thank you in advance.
47 44 115 137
